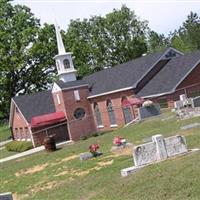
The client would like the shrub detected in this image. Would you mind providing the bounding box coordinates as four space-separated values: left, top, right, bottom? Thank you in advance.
80 135 88 140
6 141 33 152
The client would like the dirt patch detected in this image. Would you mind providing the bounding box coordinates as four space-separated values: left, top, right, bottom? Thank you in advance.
51 154 78 166
29 180 65 194
13 193 29 200
112 146 133 156
98 159 113 167
15 163 48 177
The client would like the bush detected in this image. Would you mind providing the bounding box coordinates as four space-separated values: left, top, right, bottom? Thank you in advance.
6 141 33 152
80 135 88 140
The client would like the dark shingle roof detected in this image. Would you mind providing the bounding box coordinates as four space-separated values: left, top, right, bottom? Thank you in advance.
13 91 55 123
83 51 166 96
137 50 200 98
55 79 88 89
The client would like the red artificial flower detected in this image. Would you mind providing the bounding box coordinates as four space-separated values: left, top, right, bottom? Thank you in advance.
113 136 123 146
89 144 99 153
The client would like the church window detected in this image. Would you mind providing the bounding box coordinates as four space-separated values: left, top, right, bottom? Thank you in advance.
74 90 80 101
94 102 103 127
56 94 61 105
106 99 116 126
74 108 85 120
63 59 70 69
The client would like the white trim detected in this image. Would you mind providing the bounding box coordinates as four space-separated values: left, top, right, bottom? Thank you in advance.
172 59 200 92
61 84 89 91
133 47 184 88
142 90 174 99
97 125 104 128
8 99 14 127
88 86 133 99
110 124 118 128
52 82 62 93
141 59 200 99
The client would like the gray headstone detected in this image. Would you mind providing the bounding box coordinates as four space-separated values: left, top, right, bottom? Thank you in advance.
164 135 188 157
192 96 200 108
0 193 13 200
133 142 157 166
152 134 167 160
80 152 93 161
174 100 184 109
138 104 161 119
181 123 200 130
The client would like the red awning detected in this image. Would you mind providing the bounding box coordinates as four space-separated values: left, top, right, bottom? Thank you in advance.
31 111 66 128
122 97 145 107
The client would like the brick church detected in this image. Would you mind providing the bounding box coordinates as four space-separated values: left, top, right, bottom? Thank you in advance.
9 24 200 147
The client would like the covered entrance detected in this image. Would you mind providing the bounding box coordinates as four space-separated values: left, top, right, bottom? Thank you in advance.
31 111 70 146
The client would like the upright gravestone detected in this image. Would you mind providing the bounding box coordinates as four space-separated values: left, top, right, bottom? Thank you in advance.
121 134 189 177
192 96 200 108
0 193 13 200
138 104 161 120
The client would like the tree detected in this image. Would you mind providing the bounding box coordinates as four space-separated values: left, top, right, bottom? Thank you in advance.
0 1 57 120
65 5 149 78
170 12 200 52
147 31 169 53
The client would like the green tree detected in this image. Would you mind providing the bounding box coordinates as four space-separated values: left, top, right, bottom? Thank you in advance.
65 5 149 78
170 12 200 52
148 31 169 53
0 1 57 120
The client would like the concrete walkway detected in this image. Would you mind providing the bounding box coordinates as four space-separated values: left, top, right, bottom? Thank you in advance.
0 140 73 163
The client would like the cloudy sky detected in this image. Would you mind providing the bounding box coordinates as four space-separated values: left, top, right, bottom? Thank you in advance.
13 0 200 35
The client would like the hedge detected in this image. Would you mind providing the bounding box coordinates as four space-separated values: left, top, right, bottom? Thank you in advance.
6 141 33 152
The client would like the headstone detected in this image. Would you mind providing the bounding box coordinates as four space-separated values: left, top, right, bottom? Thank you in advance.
181 123 200 130
180 94 187 101
138 104 161 119
133 142 157 166
192 96 200 108
164 135 188 157
152 134 167 160
174 100 184 109
80 152 102 161
0 193 13 200
121 134 189 177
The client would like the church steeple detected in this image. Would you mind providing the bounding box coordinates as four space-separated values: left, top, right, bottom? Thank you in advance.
54 22 77 83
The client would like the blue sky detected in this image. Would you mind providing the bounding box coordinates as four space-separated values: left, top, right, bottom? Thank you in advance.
13 0 200 35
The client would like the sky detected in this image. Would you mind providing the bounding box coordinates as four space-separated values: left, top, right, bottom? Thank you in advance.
13 0 200 36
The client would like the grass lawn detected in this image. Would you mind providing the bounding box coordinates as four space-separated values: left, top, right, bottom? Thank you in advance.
0 148 17 160
0 124 11 142
0 112 200 200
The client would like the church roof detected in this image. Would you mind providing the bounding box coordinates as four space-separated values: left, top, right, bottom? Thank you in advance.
13 90 55 123
84 49 171 97
55 79 88 89
137 50 200 98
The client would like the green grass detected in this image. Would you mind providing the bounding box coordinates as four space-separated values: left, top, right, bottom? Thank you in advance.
0 112 200 200
0 124 11 142
0 148 17 159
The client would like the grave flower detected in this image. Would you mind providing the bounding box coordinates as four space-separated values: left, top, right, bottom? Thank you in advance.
113 136 126 146
89 144 100 156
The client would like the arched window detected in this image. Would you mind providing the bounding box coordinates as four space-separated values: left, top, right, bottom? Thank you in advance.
106 99 116 125
121 96 133 124
63 59 70 69
94 102 103 127
74 108 85 120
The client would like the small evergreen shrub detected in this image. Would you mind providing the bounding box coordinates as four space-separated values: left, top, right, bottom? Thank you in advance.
6 141 33 152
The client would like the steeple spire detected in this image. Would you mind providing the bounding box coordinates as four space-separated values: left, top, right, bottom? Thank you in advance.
54 21 77 83
54 21 66 55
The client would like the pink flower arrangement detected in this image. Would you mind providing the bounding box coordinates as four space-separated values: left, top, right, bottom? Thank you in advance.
113 136 124 146
89 144 100 155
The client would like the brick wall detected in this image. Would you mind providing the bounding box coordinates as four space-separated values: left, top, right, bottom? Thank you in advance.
12 104 31 141
89 89 136 131
54 86 97 141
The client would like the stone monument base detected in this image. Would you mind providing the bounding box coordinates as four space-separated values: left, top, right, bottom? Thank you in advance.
121 148 199 177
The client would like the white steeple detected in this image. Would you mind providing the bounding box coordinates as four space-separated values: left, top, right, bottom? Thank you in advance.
54 22 77 83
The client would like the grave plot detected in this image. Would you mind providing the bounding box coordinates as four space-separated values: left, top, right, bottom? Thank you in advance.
121 134 199 177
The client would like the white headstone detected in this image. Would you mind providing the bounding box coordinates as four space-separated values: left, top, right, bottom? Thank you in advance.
164 135 187 157
133 142 157 166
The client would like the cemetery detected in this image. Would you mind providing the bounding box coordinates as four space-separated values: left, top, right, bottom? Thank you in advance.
1 109 200 200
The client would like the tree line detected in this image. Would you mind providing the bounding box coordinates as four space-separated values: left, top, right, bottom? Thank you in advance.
0 0 200 120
